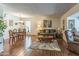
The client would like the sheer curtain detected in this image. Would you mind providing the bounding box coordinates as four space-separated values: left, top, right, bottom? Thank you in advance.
25 20 32 49
25 21 31 32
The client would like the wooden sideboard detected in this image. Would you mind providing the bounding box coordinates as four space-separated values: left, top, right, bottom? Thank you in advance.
38 29 57 42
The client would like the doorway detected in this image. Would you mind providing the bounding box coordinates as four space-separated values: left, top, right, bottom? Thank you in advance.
25 20 32 49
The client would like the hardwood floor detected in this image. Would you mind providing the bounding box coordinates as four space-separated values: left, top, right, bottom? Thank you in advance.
0 35 78 56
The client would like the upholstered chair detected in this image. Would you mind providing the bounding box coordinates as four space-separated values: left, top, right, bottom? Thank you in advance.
65 30 79 54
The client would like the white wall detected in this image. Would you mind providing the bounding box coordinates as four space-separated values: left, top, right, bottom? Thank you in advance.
22 16 61 35
48 17 61 29
0 4 4 18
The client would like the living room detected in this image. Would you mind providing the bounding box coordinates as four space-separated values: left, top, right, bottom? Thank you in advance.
0 3 79 56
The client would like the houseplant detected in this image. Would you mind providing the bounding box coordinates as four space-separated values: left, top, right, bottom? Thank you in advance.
56 30 63 45
0 19 7 52
0 20 7 37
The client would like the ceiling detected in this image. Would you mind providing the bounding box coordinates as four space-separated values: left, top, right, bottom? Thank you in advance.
2 3 76 17
68 12 79 19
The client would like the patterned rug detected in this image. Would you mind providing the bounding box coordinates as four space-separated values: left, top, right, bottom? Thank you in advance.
31 40 61 51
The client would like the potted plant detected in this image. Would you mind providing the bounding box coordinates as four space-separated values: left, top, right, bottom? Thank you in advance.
0 20 7 37
56 30 63 45
0 19 7 52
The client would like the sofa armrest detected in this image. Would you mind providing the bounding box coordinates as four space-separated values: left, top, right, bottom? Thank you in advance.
68 41 79 54
74 36 79 42
68 41 79 45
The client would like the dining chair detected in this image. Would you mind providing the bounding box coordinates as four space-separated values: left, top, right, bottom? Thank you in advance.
9 30 14 46
13 29 18 44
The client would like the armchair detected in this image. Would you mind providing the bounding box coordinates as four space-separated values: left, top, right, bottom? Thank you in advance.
65 30 79 54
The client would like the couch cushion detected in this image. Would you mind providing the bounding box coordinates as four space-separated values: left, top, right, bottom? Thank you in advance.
65 30 74 42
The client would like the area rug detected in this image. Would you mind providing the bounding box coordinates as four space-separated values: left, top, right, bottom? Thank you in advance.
31 40 61 51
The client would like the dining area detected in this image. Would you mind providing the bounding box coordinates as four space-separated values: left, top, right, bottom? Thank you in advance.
9 28 26 47
3 28 26 55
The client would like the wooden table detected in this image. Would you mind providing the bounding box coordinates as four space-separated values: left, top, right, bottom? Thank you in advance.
38 36 53 42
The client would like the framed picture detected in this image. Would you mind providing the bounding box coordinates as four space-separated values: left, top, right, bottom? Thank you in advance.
43 20 47 27
43 20 52 28
68 20 75 29
63 20 65 30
